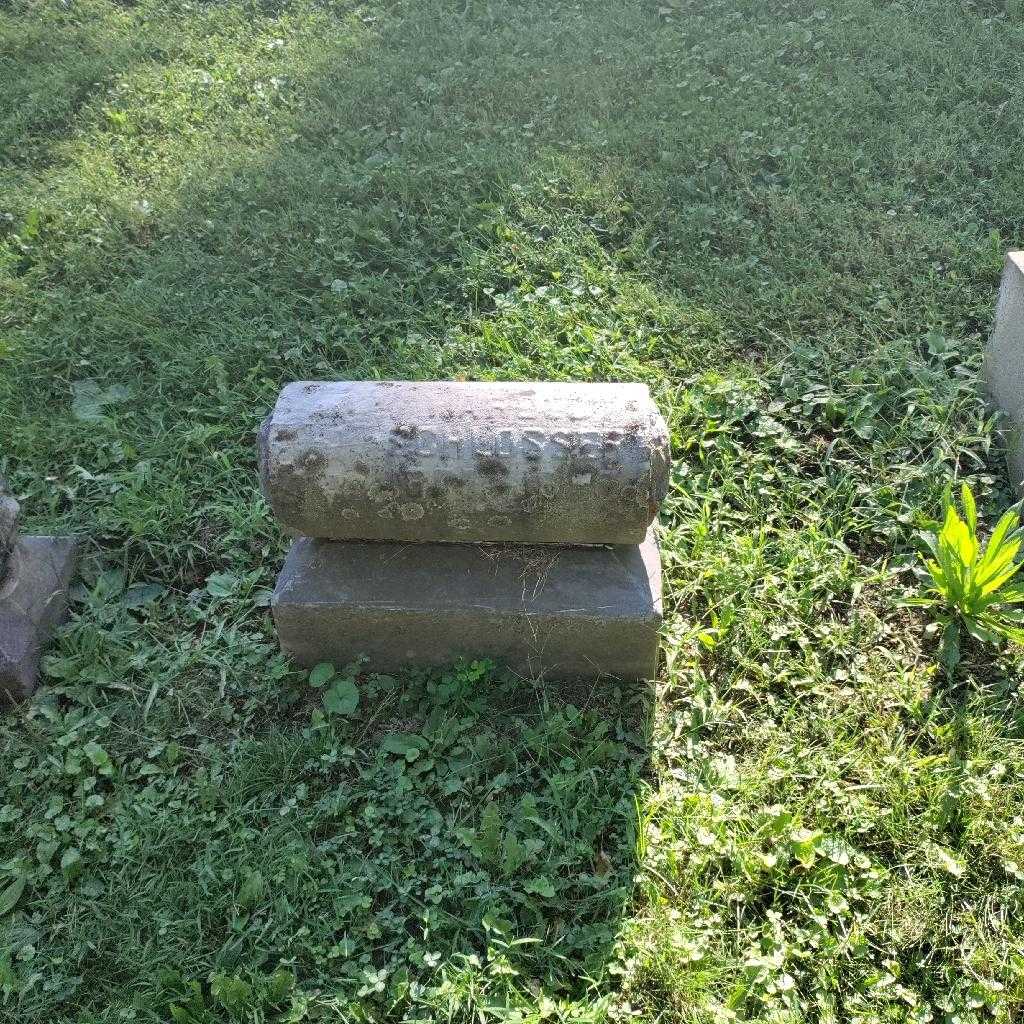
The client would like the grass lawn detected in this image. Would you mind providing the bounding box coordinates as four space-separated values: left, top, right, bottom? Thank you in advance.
2 0 1024 1019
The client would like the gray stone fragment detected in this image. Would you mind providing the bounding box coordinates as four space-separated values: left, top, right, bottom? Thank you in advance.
272 530 662 681
259 381 670 546
0 476 19 581
987 251 1024 494
0 536 77 704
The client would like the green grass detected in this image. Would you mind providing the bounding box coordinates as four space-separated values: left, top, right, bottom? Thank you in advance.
2 0 1024 1019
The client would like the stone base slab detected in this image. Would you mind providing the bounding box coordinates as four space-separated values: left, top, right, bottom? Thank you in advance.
272 532 662 681
0 536 77 704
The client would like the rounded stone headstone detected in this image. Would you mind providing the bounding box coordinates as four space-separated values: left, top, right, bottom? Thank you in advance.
0 476 19 580
258 380 671 546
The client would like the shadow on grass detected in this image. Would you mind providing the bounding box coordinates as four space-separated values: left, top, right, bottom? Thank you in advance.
10 662 655 1019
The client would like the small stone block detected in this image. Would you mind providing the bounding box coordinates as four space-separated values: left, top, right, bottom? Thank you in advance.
987 251 1024 494
0 536 77 704
0 476 19 581
272 532 662 681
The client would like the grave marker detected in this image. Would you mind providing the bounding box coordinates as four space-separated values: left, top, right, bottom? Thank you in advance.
0 476 77 704
262 380 670 681
987 251 1024 494
259 380 670 546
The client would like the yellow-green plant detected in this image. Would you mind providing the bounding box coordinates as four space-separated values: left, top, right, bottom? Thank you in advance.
910 483 1024 678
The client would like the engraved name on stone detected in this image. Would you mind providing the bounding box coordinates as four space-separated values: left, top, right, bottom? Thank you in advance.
259 380 670 545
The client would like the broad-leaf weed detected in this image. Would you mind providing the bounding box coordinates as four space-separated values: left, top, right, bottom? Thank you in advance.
909 483 1024 678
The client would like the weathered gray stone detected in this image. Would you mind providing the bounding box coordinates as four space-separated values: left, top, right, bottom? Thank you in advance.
987 252 1024 494
0 536 77 704
0 476 19 581
272 530 662 681
259 381 670 546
